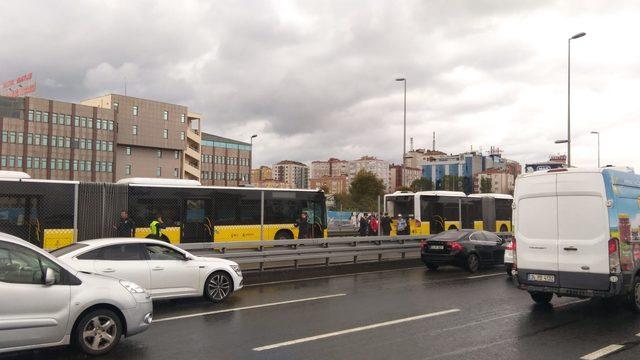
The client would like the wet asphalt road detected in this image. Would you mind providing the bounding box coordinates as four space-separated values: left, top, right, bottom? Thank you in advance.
3 265 640 360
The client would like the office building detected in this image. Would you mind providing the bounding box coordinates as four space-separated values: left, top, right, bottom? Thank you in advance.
199 133 251 186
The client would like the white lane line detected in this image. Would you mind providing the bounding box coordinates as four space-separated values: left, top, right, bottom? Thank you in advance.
466 273 503 279
580 344 625 360
154 293 346 323
554 298 590 308
253 308 460 352
636 332 640 337
245 267 425 287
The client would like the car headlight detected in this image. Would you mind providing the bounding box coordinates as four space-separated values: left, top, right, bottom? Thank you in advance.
230 264 242 276
120 280 146 294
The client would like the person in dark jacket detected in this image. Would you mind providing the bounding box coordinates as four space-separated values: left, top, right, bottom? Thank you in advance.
359 213 369 236
115 210 136 237
380 213 392 236
296 212 310 239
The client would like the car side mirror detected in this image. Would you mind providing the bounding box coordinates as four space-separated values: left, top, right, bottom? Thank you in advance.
44 267 56 286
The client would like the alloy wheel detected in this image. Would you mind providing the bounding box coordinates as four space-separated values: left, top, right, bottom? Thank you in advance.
82 316 117 351
208 274 231 301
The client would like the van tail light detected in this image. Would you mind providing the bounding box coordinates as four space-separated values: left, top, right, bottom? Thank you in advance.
609 237 621 274
509 237 517 267
450 242 463 251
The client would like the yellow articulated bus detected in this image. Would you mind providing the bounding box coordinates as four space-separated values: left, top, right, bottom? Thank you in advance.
383 191 513 236
0 171 327 250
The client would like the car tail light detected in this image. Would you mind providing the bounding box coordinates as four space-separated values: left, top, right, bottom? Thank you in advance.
609 237 620 273
450 242 463 251
419 240 426 250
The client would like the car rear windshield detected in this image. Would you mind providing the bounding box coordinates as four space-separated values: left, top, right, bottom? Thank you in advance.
432 231 467 241
50 242 89 257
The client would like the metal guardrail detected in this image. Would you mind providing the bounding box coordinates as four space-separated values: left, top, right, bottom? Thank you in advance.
178 235 429 271
177 232 513 271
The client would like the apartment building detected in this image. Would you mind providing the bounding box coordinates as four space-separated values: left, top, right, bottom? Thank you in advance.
199 133 251 186
272 160 309 189
348 156 390 190
251 165 272 184
310 158 348 178
474 168 515 194
389 164 422 191
309 175 348 194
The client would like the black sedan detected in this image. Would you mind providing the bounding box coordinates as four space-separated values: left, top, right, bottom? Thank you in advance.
420 229 506 273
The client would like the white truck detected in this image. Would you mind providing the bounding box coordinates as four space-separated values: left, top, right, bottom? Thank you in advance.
513 167 640 310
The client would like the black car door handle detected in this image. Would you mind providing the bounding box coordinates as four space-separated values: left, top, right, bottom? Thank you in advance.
563 247 578 251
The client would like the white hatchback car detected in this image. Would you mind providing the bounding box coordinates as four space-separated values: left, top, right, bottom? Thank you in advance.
0 233 152 356
53 238 243 303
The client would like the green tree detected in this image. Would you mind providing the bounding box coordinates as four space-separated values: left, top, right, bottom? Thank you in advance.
410 178 434 192
440 175 464 191
349 170 385 210
480 177 493 193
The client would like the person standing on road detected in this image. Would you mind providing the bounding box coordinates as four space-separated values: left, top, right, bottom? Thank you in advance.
381 213 392 236
369 215 379 236
296 211 310 239
115 210 135 237
396 214 409 235
359 213 369 236
149 214 168 242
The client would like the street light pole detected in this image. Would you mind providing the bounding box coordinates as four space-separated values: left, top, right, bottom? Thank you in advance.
567 32 586 168
249 134 258 184
590 131 600 168
395 78 406 186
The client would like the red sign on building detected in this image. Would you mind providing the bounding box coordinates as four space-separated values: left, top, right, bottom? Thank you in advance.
1 72 36 97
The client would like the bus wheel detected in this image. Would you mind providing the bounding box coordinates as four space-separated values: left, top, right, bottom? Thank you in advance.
274 230 293 240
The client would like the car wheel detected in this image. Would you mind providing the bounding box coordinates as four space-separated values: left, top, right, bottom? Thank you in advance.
205 271 233 303
529 291 553 304
505 264 513 277
466 253 480 273
627 277 640 313
75 309 122 356
425 263 439 271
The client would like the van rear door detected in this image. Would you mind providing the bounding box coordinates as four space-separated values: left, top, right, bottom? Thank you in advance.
556 172 610 290
515 173 559 285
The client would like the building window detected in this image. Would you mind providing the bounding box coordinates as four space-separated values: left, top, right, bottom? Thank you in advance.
1 131 6 143
27 133 33 145
132 105 139 116
179 131 185 140
34 134 40 145
81 117 86 127
52 113 58 124
174 150 179 159
162 129 168 139
107 162 113 173
33 157 40 169
79 139 85 149
16 157 22 168
43 112 49 123
42 135 48 146
65 137 71 148
77 160 83 171
156 167 162 177
28 110 34 121
157 149 162 158
107 141 113 152
132 125 138 135
108 121 114 131
96 119 101 129
101 162 107 172
57 159 63 170
65 115 71 126
73 160 78 171
26 157 32 169
17 133 23 144
64 160 70 170
173 168 179 177
8 156 14 167
74 116 80 127
125 146 131 155
1 156 6 167
87 118 93 128
180 114 186 123
125 164 131 175
86 139 92 150
163 110 168 120
113 102 119 111
35 111 41 122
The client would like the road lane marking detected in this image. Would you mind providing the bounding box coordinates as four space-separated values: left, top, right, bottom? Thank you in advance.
154 293 347 323
580 344 625 360
466 272 503 279
636 332 640 337
253 308 460 351
554 298 590 308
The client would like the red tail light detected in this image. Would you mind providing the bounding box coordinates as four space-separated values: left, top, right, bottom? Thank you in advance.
419 240 426 250
608 238 618 255
450 242 463 251
506 238 516 251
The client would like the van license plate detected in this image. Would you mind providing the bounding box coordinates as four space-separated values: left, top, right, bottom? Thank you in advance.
430 245 444 250
527 274 555 283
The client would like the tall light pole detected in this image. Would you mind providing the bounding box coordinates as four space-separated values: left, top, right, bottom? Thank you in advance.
395 78 406 185
590 131 600 168
567 31 586 167
249 134 258 184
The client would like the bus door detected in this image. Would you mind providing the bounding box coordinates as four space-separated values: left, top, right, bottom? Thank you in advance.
182 199 213 243
0 196 39 245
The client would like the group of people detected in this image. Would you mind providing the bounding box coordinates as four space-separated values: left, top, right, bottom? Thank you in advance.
115 210 169 242
358 213 411 236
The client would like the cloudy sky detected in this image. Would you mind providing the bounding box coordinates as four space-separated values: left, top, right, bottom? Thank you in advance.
1 0 639 170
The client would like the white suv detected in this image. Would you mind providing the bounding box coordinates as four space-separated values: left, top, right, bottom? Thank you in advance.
0 233 152 355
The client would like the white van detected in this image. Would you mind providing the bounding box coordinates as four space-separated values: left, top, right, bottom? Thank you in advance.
513 167 640 309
